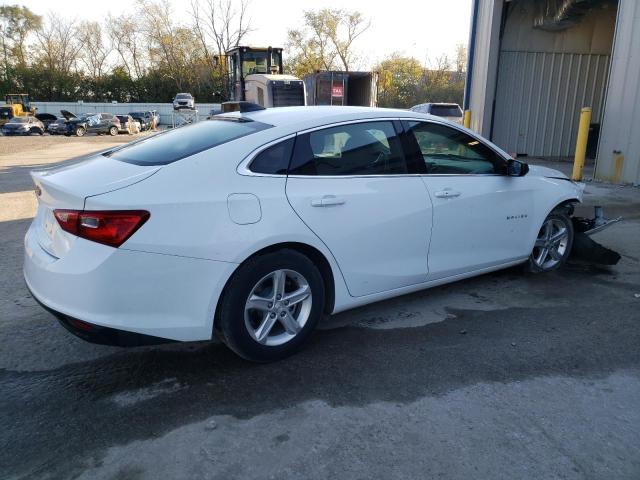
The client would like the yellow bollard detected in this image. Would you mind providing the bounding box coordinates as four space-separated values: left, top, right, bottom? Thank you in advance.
463 110 471 129
572 107 592 181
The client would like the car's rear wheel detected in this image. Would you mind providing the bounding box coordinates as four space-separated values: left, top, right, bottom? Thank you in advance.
527 211 573 272
109 126 118 136
75 127 85 137
217 249 325 362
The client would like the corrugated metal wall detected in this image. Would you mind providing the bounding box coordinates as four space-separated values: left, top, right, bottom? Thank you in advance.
595 0 640 184
492 51 610 156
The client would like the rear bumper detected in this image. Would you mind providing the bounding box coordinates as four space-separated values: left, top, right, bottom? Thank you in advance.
24 221 237 343
27 285 173 346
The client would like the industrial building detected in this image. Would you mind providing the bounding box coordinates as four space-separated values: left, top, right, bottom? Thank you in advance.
465 0 640 185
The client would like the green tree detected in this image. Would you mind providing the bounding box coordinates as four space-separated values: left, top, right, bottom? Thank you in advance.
0 5 42 92
376 55 423 108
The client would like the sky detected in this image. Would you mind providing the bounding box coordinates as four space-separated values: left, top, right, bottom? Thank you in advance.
8 0 472 68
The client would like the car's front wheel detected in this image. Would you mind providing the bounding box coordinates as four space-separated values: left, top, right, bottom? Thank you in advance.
217 250 325 362
527 211 574 272
75 127 85 137
109 126 118 136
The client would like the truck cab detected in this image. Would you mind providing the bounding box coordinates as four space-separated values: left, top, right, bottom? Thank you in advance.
226 46 305 108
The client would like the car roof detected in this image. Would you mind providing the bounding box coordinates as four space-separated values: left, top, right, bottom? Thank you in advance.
221 106 438 133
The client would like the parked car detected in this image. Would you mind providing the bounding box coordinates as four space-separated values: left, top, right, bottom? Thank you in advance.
128 111 153 131
410 103 464 124
35 113 59 132
60 111 121 137
116 115 140 134
2 116 45 135
47 117 69 135
25 106 585 362
173 92 195 110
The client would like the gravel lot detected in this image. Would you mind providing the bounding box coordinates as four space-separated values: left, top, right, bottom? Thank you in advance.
1 146 639 479
0 133 144 157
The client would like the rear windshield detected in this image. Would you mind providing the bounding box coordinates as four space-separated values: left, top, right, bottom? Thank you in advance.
105 118 272 165
430 105 462 117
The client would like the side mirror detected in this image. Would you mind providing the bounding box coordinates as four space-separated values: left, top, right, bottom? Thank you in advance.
507 159 529 177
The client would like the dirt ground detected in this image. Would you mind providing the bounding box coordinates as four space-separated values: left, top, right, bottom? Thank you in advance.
0 132 155 222
0 132 146 156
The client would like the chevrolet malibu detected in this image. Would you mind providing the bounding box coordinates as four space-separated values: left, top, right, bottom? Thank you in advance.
24 106 583 362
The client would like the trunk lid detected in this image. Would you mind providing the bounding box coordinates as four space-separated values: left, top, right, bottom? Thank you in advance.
31 155 161 258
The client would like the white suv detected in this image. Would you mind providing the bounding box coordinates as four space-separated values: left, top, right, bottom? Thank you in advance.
172 93 195 110
410 103 464 124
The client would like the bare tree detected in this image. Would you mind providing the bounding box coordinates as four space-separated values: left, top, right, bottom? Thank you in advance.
285 9 370 76
322 9 370 71
190 0 251 58
34 13 82 74
106 15 147 79
190 0 251 98
77 21 111 78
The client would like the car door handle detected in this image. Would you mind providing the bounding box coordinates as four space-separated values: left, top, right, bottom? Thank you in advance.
434 190 461 199
311 195 346 207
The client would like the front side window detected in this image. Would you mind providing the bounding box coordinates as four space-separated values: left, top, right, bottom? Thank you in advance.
289 121 407 176
406 121 505 175
106 118 272 165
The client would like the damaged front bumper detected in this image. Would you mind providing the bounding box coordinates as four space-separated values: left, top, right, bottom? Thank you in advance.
571 206 622 265
572 206 622 236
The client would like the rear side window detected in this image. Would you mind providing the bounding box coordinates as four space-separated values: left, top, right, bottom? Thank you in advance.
249 138 294 174
106 118 272 165
289 121 407 176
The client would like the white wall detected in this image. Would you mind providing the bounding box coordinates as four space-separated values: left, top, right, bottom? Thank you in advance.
32 102 221 126
596 0 640 184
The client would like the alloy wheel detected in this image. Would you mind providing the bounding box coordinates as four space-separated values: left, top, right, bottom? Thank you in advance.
532 218 569 270
244 269 312 346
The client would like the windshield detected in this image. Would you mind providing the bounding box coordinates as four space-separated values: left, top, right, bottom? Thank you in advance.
105 118 273 165
176 94 192 99
129 112 146 117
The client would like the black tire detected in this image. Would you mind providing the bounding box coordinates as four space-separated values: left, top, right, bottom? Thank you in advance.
216 249 325 362
109 126 118 136
31 127 43 135
527 210 574 273
75 127 85 137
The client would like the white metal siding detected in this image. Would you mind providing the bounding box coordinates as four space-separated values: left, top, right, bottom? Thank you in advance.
467 0 504 137
596 0 640 184
492 51 610 156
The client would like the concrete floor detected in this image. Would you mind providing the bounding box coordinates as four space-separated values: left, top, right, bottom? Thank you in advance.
1 144 639 479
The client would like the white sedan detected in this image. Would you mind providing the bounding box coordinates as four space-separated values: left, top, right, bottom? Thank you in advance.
24 106 583 361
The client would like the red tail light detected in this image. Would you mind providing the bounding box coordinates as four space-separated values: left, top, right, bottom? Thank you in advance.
53 210 150 248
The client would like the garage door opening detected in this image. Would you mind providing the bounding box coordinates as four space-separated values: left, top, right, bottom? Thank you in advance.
490 0 618 160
